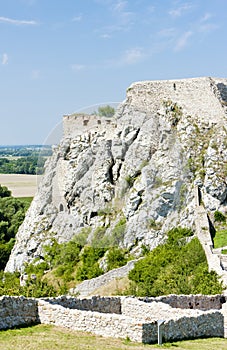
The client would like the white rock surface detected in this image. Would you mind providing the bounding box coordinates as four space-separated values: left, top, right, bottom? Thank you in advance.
5 77 227 272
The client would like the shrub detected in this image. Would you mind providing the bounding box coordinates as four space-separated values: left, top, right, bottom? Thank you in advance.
106 248 127 271
128 227 222 296
214 210 226 223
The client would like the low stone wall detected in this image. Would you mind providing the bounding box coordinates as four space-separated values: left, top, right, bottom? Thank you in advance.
41 295 121 314
0 295 225 343
38 299 157 343
0 296 38 330
121 297 224 341
138 294 226 310
71 259 139 297
38 297 224 343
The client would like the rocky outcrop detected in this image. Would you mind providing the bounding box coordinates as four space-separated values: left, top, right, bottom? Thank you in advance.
5 77 227 273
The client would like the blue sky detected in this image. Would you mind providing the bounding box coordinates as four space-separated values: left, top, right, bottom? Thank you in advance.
0 0 227 145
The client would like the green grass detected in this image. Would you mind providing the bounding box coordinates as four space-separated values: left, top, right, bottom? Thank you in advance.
0 325 226 350
16 196 33 204
213 229 227 248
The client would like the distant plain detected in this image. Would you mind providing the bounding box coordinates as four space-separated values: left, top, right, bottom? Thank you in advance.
0 174 40 197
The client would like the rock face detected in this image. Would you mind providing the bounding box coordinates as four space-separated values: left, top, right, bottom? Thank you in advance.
5 77 227 272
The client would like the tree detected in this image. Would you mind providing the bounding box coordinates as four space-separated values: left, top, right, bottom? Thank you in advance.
0 185 11 198
98 105 115 118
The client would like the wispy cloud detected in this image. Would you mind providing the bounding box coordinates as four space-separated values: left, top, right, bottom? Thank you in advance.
100 33 112 39
169 3 194 18
200 13 212 22
121 48 144 64
158 27 176 38
198 13 218 33
2 53 8 65
72 14 82 22
31 70 41 79
106 47 145 67
174 31 193 51
0 16 37 25
71 64 86 72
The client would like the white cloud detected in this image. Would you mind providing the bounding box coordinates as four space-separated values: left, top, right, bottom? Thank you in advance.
113 0 127 12
169 3 193 18
121 48 145 64
100 33 112 39
71 64 86 72
200 13 212 22
72 14 82 22
174 31 193 51
158 28 176 38
199 23 218 33
197 13 218 33
2 53 8 65
0 16 37 25
31 70 40 79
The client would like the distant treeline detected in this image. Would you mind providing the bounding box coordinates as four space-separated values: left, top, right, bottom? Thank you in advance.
0 145 52 157
0 156 46 175
0 146 52 175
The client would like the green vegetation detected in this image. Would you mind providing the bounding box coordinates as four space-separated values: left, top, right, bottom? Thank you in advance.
0 324 227 350
0 156 45 175
163 100 183 126
146 218 161 230
213 229 227 249
0 216 130 296
127 227 223 296
214 210 226 223
0 185 31 270
97 105 115 118
0 145 52 175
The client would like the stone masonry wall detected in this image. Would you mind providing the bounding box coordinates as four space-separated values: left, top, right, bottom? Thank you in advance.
38 299 156 343
138 294 226 310
70 259 139 297
0 295 225 343
121 297 224 341
0 296 38 330
126 77 227 125
63 114 117 138
41 295 121 314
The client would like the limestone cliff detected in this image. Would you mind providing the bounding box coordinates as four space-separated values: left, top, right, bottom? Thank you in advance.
5 77 227 273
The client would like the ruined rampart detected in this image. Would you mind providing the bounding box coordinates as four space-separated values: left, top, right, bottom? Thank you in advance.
0 295 225 343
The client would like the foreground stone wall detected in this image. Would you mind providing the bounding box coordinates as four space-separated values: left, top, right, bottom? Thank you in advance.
0 296 38 330
38 297 224 343
121 297 224 340
41 295 121 314
0 295 225 343
38 299 156 343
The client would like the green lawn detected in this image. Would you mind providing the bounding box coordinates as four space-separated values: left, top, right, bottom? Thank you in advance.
213 229 227 248
0 325 226 350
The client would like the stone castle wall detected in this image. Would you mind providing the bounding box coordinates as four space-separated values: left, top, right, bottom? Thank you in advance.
62 78 227 140
0 295 225 343
126 77 227 124
63 113 117 138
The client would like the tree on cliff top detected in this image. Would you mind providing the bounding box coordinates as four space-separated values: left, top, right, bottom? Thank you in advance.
98 105 115 118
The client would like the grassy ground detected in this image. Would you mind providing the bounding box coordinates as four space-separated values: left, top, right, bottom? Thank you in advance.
0 325 227 350
213 229 227 248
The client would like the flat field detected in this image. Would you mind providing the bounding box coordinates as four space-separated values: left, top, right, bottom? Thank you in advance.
0 174 41 197
0 325 227 350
